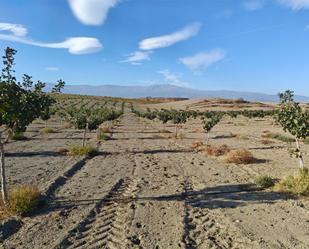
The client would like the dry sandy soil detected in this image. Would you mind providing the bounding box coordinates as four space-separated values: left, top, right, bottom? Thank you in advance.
1 101 309 249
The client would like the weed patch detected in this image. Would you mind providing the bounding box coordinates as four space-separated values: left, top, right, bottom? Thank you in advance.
255 175 274 188
68 144 98 157
274 170 309 196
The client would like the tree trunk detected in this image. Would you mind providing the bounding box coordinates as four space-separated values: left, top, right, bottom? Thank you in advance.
82 123 88 147
175 125 178 138
296 138 305 170
45 120 47 129
0 133 7 205
205 132 210 146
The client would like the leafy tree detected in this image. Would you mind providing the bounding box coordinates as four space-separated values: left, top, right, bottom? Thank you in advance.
52 79 65 94
202 113 224 145
275 90 309 170
0 47 59 204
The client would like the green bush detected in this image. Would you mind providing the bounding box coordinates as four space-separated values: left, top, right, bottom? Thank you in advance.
262 132 294 143
9 132 27 141
41 127 54 134
274 170 309 196
255 175 274 188
68 144 98 157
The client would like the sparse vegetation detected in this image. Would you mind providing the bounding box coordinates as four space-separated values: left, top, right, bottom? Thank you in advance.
224 148 255 164
255 175 275 188
261 132 294 143
274 170 309 196
1 185 41 216
67 144 98 157
41 127 54 134
204 144 230 157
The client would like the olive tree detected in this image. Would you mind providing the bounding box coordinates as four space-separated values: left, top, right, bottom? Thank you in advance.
275 90 309 170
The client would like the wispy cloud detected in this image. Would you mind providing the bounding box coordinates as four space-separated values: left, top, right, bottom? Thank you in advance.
45 67 59 71
67 0 119 25
158 69 189 87
277 0 309 10
0 22 102 54
0 23 28 36
243 0 265 11
139 22 202 50
179 49 225 73
121 51 152 65
305 24 309 31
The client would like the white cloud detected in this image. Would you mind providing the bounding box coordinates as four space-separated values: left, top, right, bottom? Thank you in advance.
45 67 59 71
243 0 265 11
277 0 309 10
121 51 151 65
0 23 102 55
158 69 189 87
139 22 202 50
179 49 225 73
0 23 27 36
67 0 119 25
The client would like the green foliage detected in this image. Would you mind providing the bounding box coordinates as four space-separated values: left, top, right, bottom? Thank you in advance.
0 47 62 137
97 132 110 141
255 175 274 188
41 128 54 134
274 169 309 196
275 90 309 140
52 79 65 94
202 113 223 133
68 144 98 157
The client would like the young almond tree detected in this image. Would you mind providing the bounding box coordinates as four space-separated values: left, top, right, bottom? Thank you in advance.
275 90 309 170
0 47 62 204
202 112 224 146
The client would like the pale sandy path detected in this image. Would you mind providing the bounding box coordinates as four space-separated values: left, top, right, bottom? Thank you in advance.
2 112 309 249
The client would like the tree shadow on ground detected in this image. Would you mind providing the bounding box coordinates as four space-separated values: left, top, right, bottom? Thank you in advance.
42 183 290 215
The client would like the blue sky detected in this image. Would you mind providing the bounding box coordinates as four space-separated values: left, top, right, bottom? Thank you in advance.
0 0 309 96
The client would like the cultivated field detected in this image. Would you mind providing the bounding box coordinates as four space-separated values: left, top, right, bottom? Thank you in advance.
1 96 309 249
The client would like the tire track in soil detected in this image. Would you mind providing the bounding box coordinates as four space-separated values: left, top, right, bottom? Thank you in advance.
54 177 139 249
181 177 257 249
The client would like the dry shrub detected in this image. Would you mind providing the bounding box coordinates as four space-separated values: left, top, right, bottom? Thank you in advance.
204 144 230 157
58 148 69 155
255 175 274 188
5 185 41 215
68 144 98 157
274 170 309 196
61 122 71 129
191 141 204 149
260 139 274 145
224 148 255 164
100 126 111 133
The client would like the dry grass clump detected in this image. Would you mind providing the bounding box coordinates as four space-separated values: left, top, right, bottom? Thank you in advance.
58 148 69 155
67 144 98 157
41 127 54 134
224 148 255 164
261 132 294 143
100 126 111 133
255 175 274 188
97 132 111 141
274 170 309 196
191 141 204 149
204 144 230 157
260 139 275 145
61 122 71 129
0 185 41 217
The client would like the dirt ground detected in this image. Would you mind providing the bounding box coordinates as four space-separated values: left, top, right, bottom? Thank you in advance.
1 103 309 249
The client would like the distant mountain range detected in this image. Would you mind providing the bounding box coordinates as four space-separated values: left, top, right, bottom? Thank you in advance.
45 84 309 103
